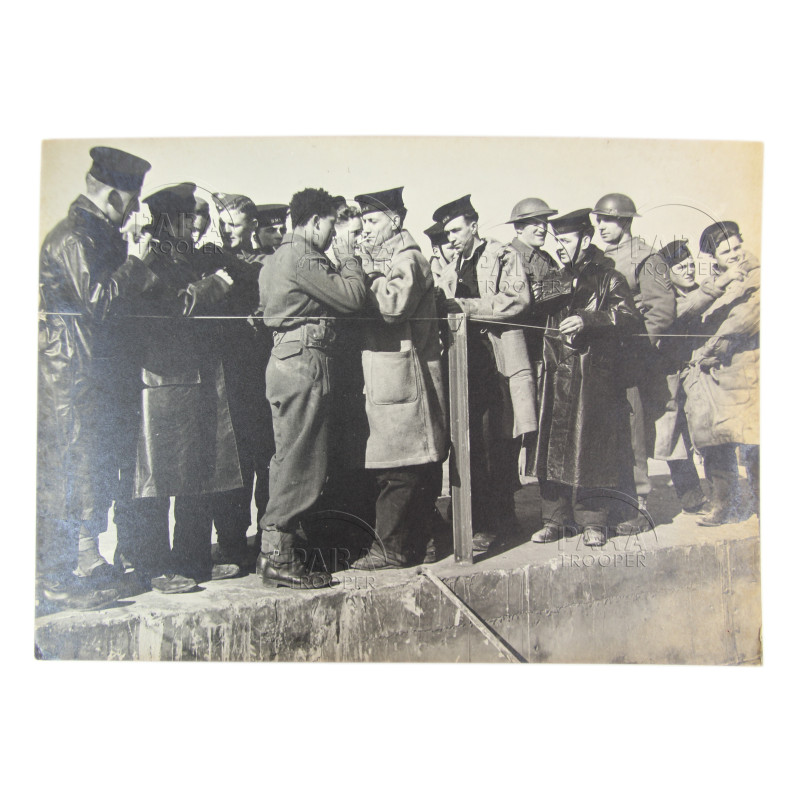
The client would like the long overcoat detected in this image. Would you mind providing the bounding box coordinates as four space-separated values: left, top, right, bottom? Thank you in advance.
126 241 243 498
38 195 144 536
533 245 641 488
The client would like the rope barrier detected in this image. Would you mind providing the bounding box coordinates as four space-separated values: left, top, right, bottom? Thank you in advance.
37 311 748 339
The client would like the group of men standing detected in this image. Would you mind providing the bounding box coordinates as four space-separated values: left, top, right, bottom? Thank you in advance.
36 145 760 610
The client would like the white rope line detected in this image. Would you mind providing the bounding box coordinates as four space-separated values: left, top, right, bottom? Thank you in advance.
37 311 751 339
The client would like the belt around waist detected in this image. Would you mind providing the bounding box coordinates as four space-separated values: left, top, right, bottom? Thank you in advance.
273 328 303 344
273 321 337 349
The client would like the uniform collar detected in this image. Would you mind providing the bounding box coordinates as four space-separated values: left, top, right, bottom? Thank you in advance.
285 228 325 255
69 194 119 237
511 237 534 260
459 236 484 264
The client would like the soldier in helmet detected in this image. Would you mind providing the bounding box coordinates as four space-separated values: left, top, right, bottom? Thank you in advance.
592 193 675 533
433 194 536 554
506 197 562 388
506 198 560 281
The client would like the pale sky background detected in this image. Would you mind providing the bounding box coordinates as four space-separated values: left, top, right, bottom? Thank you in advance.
41 136 762 263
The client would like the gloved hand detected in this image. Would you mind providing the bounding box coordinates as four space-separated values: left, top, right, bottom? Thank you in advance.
181 272 230 316
442 297 465 315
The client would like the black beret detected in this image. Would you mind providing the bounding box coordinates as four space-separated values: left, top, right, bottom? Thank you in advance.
659 239 692 267
432 195 477 226
354 187 405 215
255 203 289 227
144 182 197 219
550 208 594 236
89 146 151 192
699 221 741 255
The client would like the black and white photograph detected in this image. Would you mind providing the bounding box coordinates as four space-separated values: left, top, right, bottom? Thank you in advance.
34 136 761 664
10 1 798 796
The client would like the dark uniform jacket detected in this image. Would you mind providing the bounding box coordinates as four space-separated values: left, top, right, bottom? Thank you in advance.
124 239 242 498
38 195 147 532
194 247 272 458
533 245 640 488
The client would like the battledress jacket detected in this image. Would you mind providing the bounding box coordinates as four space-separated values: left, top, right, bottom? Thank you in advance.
38 195 149 533
533 245 641 489
359 230 448 469
603 236 675 396
433 237 537 437
508 237 562 365
124 240 243 499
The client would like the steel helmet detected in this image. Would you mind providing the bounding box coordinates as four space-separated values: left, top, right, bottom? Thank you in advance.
592 193 640 218
506 197 558 225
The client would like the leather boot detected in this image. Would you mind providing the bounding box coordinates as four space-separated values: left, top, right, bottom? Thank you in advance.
697 470 737 527
257 527 332 590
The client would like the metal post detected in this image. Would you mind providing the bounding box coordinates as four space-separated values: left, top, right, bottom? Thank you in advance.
447 313 473 564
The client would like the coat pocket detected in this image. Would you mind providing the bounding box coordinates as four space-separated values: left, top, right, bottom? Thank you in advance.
364 350 420 405
271 341 303 360
270 340 319 385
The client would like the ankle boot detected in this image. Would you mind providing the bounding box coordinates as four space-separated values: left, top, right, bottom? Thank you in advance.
258 528 332 590
698 471 737 527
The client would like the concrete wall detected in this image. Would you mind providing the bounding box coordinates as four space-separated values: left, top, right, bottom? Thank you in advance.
34 535 761 664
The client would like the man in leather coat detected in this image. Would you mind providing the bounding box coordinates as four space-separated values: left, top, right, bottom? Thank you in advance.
37 146 151 610
113 183 243 593
529 209 640 547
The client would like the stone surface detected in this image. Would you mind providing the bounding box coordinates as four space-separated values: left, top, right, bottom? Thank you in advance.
35 469 762 664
